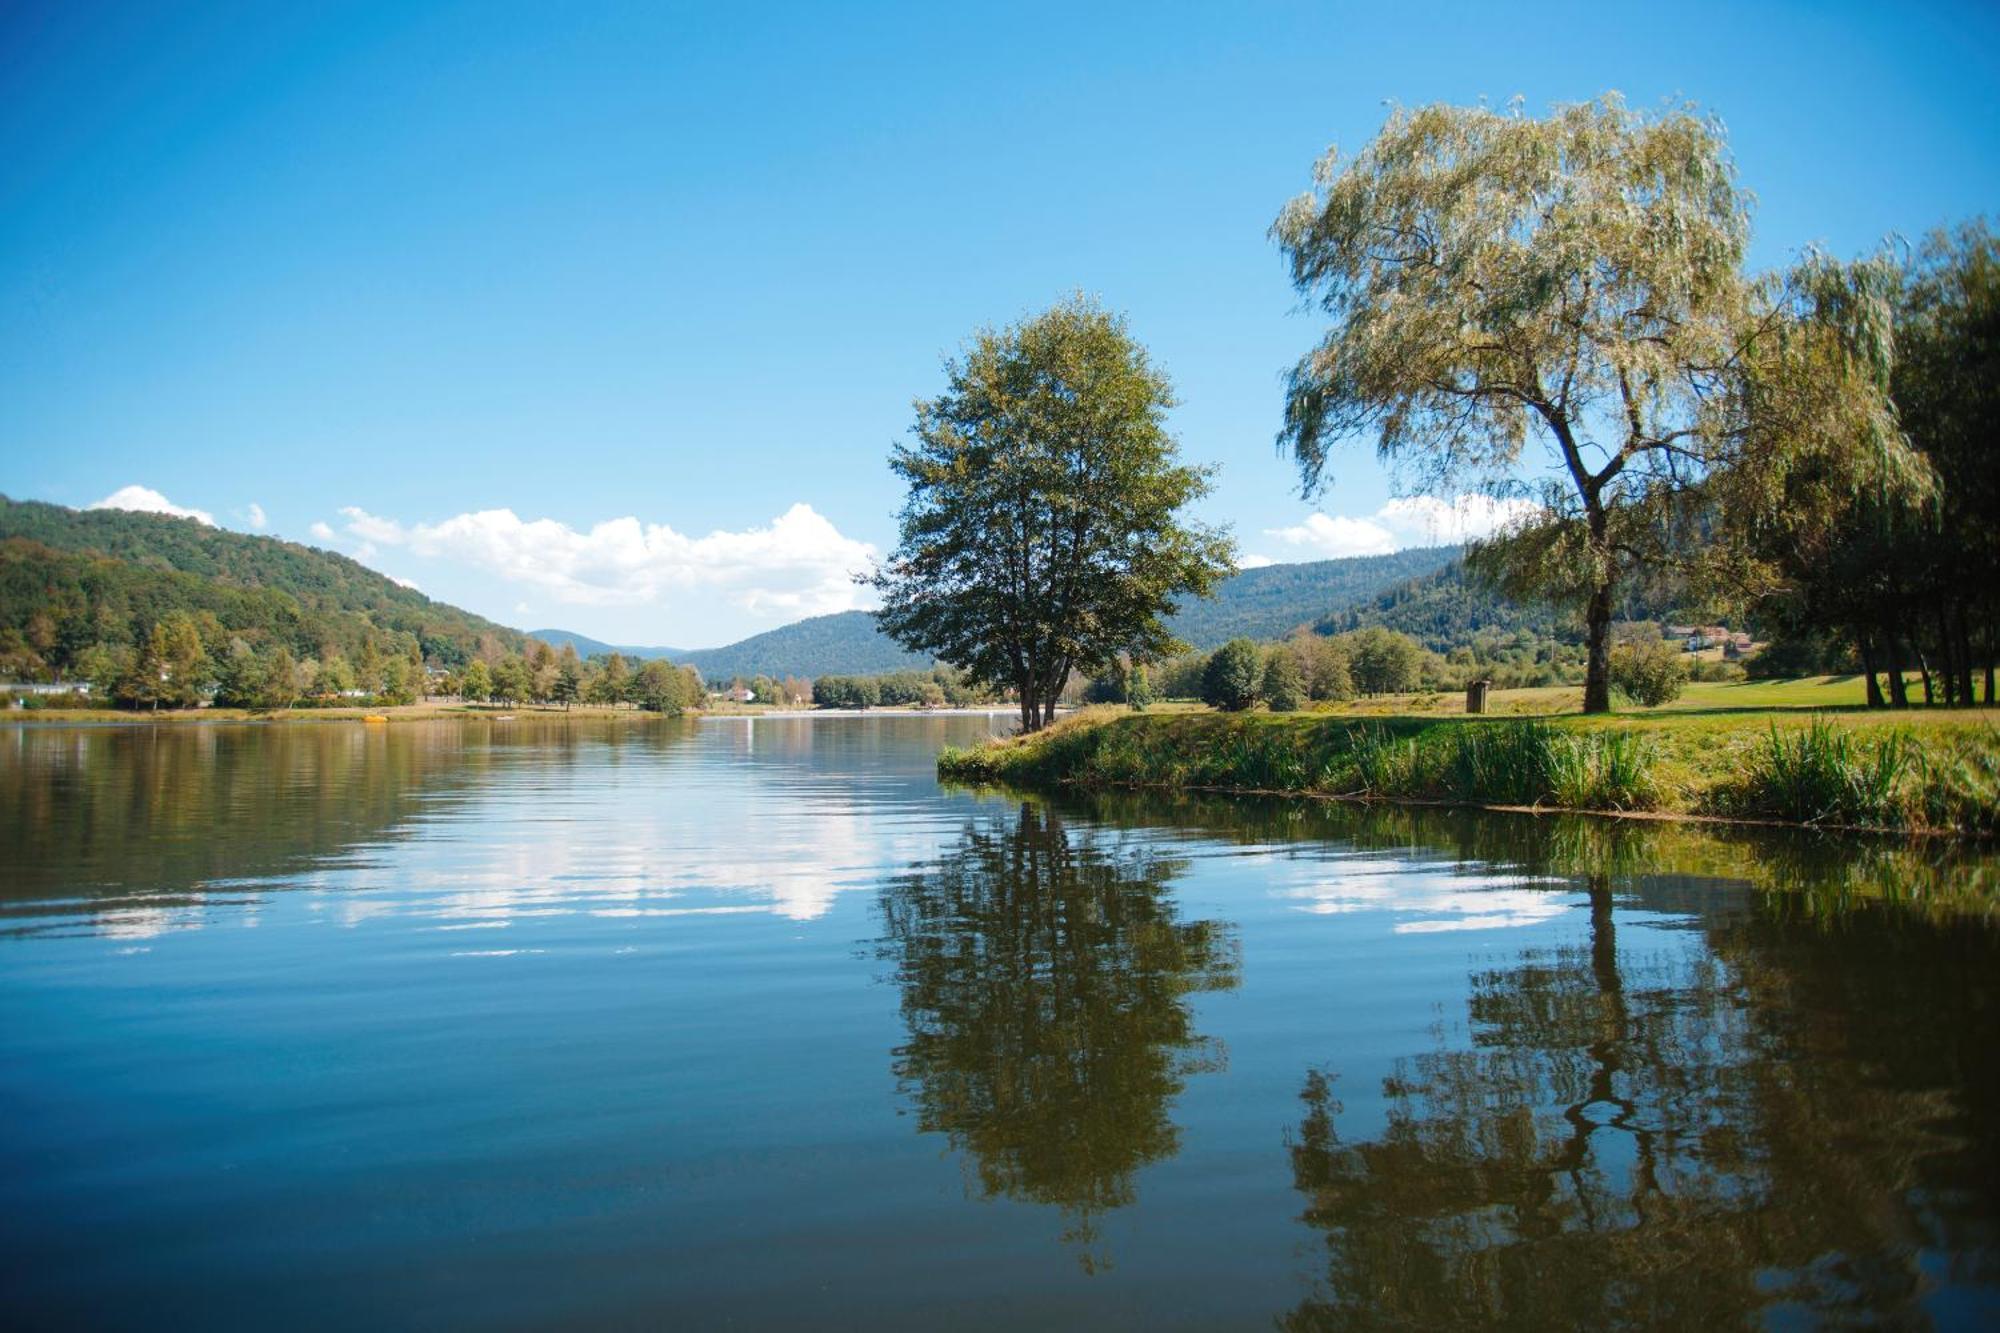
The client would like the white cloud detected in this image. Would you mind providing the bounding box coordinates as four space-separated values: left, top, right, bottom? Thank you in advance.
243 502 267 530
1265 512 1398 559
90 485 215 527
309 521 337 542
1237 553 1276 570
1265 493 1541 560
1377 494 1540 545
326 502 879 621
390 574 420 591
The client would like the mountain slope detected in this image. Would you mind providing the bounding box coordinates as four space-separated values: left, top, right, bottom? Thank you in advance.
1164 546 1460 647
0 495 534 670
534 547 1467 680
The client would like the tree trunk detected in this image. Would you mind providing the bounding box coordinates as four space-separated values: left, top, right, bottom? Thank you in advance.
1860 634 1884 709
1582 578 1614 715
1885 627 1910 709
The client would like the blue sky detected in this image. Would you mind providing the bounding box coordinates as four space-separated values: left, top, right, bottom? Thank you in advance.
4 1 1996 647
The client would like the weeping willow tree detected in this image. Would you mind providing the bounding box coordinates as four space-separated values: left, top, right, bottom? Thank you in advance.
1271 96 1916 712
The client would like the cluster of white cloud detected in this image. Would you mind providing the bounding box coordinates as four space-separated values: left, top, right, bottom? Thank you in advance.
90 485 217 527
320 502 878 620
1255 493 1540 562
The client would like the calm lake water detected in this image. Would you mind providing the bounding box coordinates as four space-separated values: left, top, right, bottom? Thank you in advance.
3 716 1997 1329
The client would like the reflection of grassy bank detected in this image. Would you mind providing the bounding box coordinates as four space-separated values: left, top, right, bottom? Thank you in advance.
1030 786 2000 921
941 709 2000 837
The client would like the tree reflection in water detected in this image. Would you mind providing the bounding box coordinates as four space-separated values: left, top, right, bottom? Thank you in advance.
878 799 1239 1269
1283 870 2000 1328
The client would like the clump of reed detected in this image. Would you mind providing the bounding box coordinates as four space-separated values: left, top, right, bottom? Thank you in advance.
1718 718 2000 833
1326 720 1658 811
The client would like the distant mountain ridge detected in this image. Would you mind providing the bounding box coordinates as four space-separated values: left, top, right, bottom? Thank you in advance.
533 546 1465 680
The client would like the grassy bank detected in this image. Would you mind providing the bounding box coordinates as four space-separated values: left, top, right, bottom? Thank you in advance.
941 703 2000 837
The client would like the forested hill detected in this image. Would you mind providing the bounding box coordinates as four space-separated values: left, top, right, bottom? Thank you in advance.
534 546 1465 680
532 613 930 681
1320 557 1677 651
0 496 533 673
1165 546 1459 646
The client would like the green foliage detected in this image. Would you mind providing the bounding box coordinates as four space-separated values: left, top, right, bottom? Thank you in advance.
1340 626 1424 695
872 295 1235 728
1126 662 1154 712
1262 648 1307 712
1608 638 1689 707
1201 639 1263 711
631 660 700 714
459 660 492 703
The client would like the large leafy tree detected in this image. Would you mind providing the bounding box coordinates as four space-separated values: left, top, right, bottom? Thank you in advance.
1271 96 1900 712
872 296 1236 732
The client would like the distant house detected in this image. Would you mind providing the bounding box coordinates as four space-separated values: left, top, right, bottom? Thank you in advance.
2 681 91 697
1723 633 1754 660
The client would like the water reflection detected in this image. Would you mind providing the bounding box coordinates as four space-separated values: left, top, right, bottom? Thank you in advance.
878 800 1240 1268
1278 878 2000 1328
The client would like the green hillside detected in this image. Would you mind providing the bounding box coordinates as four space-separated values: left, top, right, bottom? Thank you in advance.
1321 558 1679 651
1166 546 1459 647
530 547 1466 681
0 496 534 678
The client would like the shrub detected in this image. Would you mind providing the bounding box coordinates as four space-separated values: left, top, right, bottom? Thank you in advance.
1126 663 1154 712
1608 639 1688 707
1202 639 1263 711
1262 649 1307 712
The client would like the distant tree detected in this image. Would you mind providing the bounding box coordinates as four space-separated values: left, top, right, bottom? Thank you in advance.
490 657 532 706
1262 647 1307 712
1154 653 1208 701
1291 633 1355 702
459 659 492 704
376 655 414 706
552 659 581 709
1202 639 1263 712
529 640 558 701
1126 662 1154 712
1271 97 1910 713
260 644 300 710
77 643 125 702
592 652 630 707
1343 627 1424 695
872 296 1235 732
632 659 696 714
214 638 263 708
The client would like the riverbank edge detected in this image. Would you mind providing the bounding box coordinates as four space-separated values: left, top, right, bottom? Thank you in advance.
938 708 2000 839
